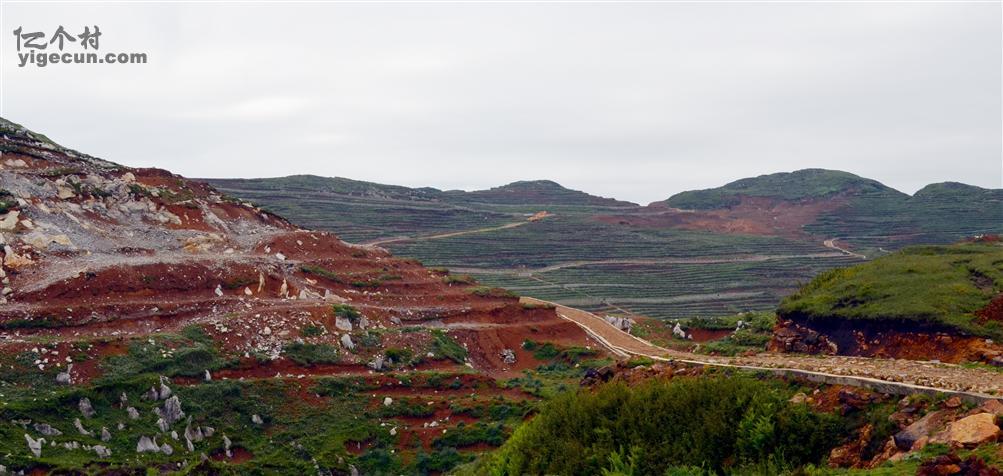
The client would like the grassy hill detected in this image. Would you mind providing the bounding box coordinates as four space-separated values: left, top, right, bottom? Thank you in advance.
664 169 900 210
208 170 1001 322
778 243 1003 338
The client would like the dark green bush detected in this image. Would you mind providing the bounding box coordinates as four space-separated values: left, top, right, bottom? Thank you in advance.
488 376 842 475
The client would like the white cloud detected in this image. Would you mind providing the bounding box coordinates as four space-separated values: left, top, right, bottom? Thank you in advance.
1 2 999 203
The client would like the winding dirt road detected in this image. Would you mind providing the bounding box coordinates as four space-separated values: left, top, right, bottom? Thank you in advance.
521 297 1003 402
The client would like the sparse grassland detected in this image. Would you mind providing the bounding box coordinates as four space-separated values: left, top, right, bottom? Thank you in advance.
779 243 1003 338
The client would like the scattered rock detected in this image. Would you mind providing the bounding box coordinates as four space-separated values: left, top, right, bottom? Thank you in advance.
500 348 517 365
93 445 112 457
137 436 159 453
127 407 140 420
33 423 62 436
944 396 962 409
24 434 44 457
340 334 355 350
55 371 71 385
383 397 393 406
368 355 385 371
672 323 688 340
940 413 1000 448
101 427 112 442
156 395 185 425
252 414 264 425
894 410 952 451
79 397 96 418
74 418 94 436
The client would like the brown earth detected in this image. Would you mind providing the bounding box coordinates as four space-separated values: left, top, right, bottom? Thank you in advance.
595 195 851 239
770 317 1002 364
0 122 606 388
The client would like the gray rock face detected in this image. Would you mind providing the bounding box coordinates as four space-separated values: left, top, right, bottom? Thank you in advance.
368 355 385 371
335 316 353 332
340 333 355 350
136 436 159 453
74 418 94 436
500 349 517 365
55 371 71 385
894 410 952 450
100 427 112 442
184 421 205 443
672 323 689 340
33 423 62 436
251 414 264 425
78 397 96 418
24 434 44 457
390 316 402 326
223 435 233 458
156 418 169 433
160 443 174 455
604 315 635 333
127 407 140 420
156 395 185 425
93 445 112 457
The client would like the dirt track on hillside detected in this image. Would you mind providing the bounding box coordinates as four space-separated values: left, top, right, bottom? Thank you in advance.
522 297 1003 399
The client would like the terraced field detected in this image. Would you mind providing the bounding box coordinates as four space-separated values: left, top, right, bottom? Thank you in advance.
209 172 1000 322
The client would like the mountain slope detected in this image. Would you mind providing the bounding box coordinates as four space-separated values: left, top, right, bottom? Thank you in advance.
664 169 902 210
0 118 606 473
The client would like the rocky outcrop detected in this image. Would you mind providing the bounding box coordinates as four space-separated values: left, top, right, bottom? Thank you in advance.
937 413 1000 448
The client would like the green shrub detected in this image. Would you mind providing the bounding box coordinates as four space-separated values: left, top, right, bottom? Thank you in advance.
300 265 342 283
331 304 361 320
467 286 518 298
487 376 842 475
443 274 477 285
0 189 15 214
283 343 339 366
301 324 325 337
385 347 414 366
430 330 467 364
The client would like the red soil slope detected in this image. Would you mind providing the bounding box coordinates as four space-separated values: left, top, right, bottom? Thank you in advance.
0 123 603 383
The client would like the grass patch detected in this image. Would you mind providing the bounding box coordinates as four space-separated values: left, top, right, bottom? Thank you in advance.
283 343 340 366
301 265 342 283
779 243 1003 338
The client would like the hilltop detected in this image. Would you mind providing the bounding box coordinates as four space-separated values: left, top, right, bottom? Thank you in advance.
772 242 1003 363
0 118 609 473
663 169 902 210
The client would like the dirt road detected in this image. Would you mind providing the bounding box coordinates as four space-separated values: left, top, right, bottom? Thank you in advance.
522 297 1003 401
823 238 867 259
366 221 533 246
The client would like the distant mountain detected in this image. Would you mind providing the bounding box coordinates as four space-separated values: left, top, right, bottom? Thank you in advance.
208 176 634 208
655 168 1002 253
443 180 636 207
663 169 902 210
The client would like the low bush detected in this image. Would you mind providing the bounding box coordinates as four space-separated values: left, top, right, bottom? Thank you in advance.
487 376 842 475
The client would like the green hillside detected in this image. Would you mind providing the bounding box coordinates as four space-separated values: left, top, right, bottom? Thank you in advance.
664 169 900 210
778 243 1003 338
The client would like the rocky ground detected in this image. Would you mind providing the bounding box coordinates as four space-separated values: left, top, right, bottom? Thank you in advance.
0 118 608 474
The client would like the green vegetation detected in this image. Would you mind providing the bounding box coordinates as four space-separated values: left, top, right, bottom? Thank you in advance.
430 330 467 364
331 304 361 320
0 188 16 214
665 169 895 210
300 265 342 282
283 342 340 366
443 274 477 285
486 376 842 475
467 286 518 299
780 243 1003 338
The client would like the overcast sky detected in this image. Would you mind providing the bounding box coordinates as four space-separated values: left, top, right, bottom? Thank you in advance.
1 2 1000 204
